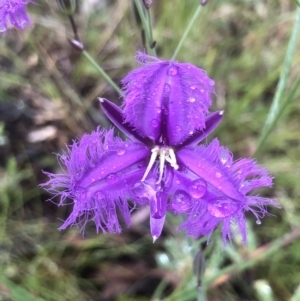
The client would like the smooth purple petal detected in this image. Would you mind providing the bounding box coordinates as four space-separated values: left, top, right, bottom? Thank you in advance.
150 214 165 243
42 128 150 234
99 98 154 146
121 53 215 145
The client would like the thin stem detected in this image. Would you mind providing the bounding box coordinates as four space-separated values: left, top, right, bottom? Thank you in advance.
68 15 79 41
82 50 122 95
255 6 300 156
171 5 202 60
133 0 156 56
146 8 157 56
66 12 121 95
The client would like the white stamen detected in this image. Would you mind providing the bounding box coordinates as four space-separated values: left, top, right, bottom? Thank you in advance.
141 146 179 184
156 149 166 184
165 148 179 170
141 146 160 182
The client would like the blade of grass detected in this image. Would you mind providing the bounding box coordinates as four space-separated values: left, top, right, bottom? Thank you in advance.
255 6 300 155
171 5 203 60
82 50 122 95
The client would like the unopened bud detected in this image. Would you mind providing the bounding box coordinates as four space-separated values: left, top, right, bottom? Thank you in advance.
200 0 208 5
56 0 76 15
143 0 153 9
68 39 84 52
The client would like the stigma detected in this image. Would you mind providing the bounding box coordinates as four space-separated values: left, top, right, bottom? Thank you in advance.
141 146 179 184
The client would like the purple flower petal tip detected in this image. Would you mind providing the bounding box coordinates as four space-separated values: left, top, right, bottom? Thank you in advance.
0 0 34 33
121 52 215 145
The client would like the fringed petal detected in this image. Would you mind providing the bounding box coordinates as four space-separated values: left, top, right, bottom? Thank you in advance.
121 52 215 145
0 0 33 33
41 128 150 234
176 139 277 245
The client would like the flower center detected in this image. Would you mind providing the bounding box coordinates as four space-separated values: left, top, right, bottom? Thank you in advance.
141 146 179 184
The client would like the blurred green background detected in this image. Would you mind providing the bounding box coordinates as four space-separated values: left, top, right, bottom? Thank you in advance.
0 0 300 300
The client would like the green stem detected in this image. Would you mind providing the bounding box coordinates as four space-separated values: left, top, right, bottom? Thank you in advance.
133 0 156 56
82 50 122 95
255 6 300 156
146 8 157 56
171 5 203 60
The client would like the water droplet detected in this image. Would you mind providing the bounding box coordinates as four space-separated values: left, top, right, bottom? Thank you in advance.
190 85 196 90
131 183 149 199
162 106 169 115
175 125 182 132
170 190 192 213
215 172 222 178
75 187 87 201
164 84 171 93
207 199 238 217
95 191 105 201
187 97 196 103
106 173 118 184
189 131 194 135
168 66 177 76
117 149 126 156
256 219 261 225
151 119 159 128
189 180 207 199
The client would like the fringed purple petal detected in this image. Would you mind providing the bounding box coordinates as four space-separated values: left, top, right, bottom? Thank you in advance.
121 52 215 145
0 0 33 33
179 190 277 245
177 139 244 201
41 128 150 234
176 139 277 245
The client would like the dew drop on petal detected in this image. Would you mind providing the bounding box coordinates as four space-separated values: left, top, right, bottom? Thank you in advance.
168 66 177 76
187 97 196 103
156 107 162 113
95 191 105 201
215 172 222 178
164 84 171 93
190 85 196 90
256 219 261 225
75 187 87 202
175 125 182 132
170 190 192 213
106 173 118 184
207 199 238 218
131 182 149 198
189 179 207 199
151 119 159 128
117 149 126 156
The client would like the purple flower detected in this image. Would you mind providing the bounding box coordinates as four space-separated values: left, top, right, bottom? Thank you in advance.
0 0 33 33
42 56 276 244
